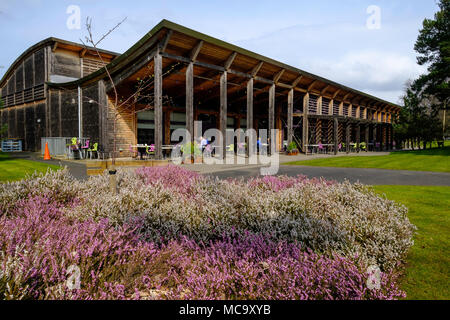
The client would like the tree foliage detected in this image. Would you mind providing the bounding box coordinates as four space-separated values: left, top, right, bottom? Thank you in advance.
394 82 442 148
395 1 448 147
413 0 450 111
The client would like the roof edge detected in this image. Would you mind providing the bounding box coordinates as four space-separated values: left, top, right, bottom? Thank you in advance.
47 19 402 109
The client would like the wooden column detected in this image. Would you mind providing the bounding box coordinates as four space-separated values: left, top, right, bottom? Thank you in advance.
346 122 351 154
356 123 361 152
365 124 370 152
268 84 275 153
186 63 194 143
317 96 323 115
246 78 254 157
246 78 254 132
287 88 294 146
333 117 338 155
220 71 227 159
302 93 309 153
373 124 377 150
154 52 163 159
164 110 171 145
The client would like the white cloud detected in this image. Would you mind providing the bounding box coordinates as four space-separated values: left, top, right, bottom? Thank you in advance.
306 50 426 91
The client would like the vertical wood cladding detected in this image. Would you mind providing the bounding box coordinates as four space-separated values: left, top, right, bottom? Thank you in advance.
24 56 34 89
16 108 25 141
49 91 60 137
34 48 46 85
35 102 46 149
8 108 16 137
105 97 136 153
1 109 8 137
51 49 81 78
7 74 15 95
15 64 24 92
60 90 79 137
82 84 100 143
25 106 35 151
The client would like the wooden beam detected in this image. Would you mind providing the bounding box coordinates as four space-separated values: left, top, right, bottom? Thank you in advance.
247 78 254 131
154 52 163 160
332 89 341 99
345 122 351 154
342 92 351 102
291 75 303 88
321 85 331 95
365 123 370 149
302 93 309 153
356 124 361 151
307 80 318 92
273 69 285 84
159 30 173 52
287 88 294 145
251 61 264 77
334 117 338 155
220 71 227 159
269 84 276 151
190 40 204 62
224 52 237 71
52 42 59 52
186 63 194 143
79 48 87 58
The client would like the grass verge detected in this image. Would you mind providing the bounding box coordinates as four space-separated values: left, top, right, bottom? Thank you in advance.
0 152 60 182
285 146 450 173
372 185 450 300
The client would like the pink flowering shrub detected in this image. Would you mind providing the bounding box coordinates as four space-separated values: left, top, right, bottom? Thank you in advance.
136 165 201 195
0 196 404 300
0 167 415 299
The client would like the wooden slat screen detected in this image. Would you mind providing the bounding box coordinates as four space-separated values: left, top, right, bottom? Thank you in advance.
322 98 330 115
333 101 340 115
83 58 108 76
343 104 350 117
308 94 318 114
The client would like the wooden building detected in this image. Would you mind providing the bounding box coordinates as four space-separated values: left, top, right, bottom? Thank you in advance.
0 20 400 157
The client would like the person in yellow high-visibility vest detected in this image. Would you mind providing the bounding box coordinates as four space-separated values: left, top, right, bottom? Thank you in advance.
360 142 367 152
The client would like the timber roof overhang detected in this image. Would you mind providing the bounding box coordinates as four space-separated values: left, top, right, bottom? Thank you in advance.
0 37 120 88
46 19 401 111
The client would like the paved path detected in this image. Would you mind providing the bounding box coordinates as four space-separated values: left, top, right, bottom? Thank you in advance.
13 152 450 186
12 153 89 180
208 165 450 186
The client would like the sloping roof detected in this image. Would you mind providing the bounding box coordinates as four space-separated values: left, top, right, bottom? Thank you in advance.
0 37 120 88
47 19 401 109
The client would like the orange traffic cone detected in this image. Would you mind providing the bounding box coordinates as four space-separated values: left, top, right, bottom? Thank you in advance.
44 142 51 160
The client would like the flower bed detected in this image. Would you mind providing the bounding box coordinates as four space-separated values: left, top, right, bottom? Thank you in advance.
0 167 416 300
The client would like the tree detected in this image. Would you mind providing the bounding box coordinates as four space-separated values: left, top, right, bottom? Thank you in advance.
395 81 443 149
81 18 173 194
413 0 449 131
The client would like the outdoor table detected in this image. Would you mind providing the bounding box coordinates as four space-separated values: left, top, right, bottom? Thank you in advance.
131 144 149 160
162 145 174 158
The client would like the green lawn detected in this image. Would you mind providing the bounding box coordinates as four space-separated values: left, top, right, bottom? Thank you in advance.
285 146 450 173
372 185 450 300
0 152 60 182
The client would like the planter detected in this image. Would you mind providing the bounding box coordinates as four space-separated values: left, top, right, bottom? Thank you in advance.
286 150 299 156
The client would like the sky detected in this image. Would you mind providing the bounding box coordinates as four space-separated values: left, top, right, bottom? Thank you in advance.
0 0 440 104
